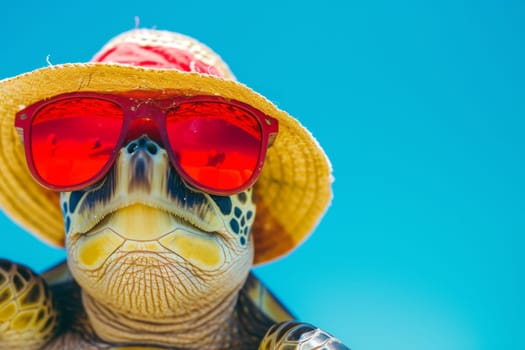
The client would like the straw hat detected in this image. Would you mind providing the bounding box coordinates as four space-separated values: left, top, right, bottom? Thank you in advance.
0 29 332 265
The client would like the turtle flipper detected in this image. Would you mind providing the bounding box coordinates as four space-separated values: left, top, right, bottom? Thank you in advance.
258 321 350 350
0 259 58 350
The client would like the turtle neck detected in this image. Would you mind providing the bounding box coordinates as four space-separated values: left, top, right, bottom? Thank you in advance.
82 287 241 349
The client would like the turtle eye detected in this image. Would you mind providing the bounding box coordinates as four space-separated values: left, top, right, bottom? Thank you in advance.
165 101 263 194
30 97 124 188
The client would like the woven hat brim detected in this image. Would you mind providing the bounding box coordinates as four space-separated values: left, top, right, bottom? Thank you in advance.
0 63 332 265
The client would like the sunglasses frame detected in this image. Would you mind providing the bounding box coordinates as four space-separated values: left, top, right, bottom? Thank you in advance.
15 91 278 195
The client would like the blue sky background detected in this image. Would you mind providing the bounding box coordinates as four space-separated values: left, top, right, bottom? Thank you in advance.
1 1 523 349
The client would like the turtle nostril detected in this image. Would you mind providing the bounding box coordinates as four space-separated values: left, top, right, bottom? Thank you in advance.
146 142 158 155
125 136 160 156
127 142 138 154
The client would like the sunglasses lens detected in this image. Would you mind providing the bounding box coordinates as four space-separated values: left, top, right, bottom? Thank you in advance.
30 98 124 188
166 102 262 193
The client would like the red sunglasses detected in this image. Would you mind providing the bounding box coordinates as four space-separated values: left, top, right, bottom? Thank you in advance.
15 92 278 195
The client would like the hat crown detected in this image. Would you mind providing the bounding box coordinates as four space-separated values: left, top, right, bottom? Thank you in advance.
91 29 234 79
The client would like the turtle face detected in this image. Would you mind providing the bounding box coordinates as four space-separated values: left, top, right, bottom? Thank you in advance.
60 135 255 318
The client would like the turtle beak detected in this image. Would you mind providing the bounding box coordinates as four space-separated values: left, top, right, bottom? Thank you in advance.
124 135 161 192
60 135 224 238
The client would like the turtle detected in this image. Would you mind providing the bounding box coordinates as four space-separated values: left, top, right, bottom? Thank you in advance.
0 29 350 349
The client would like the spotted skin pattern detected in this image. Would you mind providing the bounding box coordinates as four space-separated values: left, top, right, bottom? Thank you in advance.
210 190 255 247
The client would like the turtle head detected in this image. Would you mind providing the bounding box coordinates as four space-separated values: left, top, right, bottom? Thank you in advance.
59 135 256 318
